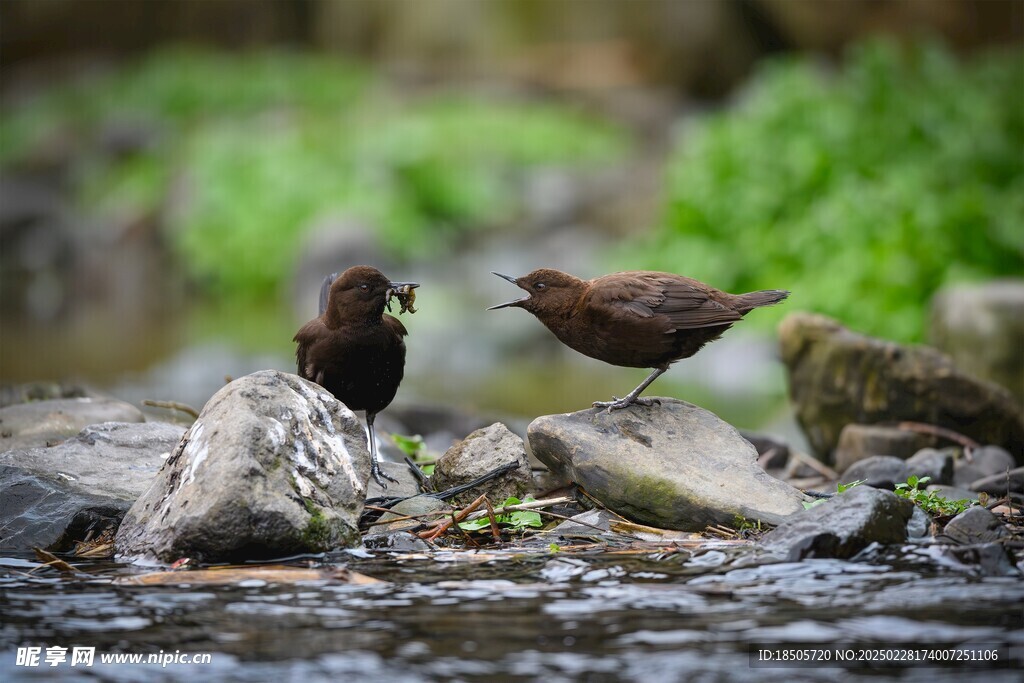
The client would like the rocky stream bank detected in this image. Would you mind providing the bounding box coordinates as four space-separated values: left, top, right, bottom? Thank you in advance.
2 309 1022 679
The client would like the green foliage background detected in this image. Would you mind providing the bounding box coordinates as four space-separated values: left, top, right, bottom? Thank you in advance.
3 41 1021 343
1 48 626 300
631 41 1024 341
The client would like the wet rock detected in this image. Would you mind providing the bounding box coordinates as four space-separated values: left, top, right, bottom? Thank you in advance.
930 280 1024 404
362 531 432 552
115 370 371 563
429 423 533 505
779 313 1024 463
549 509 620 540
839 456 908 490
528 399 807 531
365 461 423 501
833 424 933 474
970 467 1024 496
0 397 145 452
763 485 914 560
0 422 185 552
954 446 1015 489
943 507 1009 546
906 506 931 540
904 448 954 486
932 543 1018 577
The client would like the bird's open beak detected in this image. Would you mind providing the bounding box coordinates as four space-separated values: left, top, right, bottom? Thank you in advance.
487 272 529 310
388 281 420 291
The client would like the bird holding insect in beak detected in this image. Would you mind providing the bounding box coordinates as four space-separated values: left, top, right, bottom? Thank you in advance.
294 265 418 488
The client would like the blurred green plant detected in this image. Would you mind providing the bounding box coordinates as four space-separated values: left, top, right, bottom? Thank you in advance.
632 40 1024 341
1 48 626 300
894 475 972 517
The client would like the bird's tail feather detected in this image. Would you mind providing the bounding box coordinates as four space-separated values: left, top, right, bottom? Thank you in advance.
736 289 789 313
318 272 339 316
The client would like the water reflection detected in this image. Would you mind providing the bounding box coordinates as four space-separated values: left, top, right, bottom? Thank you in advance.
2 549 1021 681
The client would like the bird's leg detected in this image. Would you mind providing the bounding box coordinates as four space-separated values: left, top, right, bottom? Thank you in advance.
593 367 668 412
366 412 398 488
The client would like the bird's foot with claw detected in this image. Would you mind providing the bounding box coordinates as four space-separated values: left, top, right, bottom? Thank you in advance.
593 396 659 412
371 462 399 489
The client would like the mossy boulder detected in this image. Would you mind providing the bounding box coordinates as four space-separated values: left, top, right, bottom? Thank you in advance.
779 313 1024 465
115 370 370 563
527 399 807 531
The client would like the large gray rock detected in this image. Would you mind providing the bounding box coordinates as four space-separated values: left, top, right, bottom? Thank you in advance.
429 422 533 505
763 485 914 560
0 397 145 452
929 280 1024 404
833 424 933 474
115 370 371 563
943 506 1009 546
0 421 185 551
779 313 1024 464
527 399 807 531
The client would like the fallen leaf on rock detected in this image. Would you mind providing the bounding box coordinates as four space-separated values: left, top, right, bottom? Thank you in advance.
609 520 703 542
32 548 80 575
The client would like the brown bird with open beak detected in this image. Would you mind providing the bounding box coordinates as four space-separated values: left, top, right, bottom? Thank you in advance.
294 265 418 488
489 269 788 410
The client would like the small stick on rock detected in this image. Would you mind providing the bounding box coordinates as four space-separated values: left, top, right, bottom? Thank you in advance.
787 451 839 480
419 494 488 541
483 498 502 543
142 400 200 419
894 421 979 462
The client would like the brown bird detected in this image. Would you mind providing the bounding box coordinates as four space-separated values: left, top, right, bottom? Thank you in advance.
294 266 418 488
489 269 788 410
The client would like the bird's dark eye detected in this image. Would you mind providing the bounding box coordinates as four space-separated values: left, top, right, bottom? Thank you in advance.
535 283 547 291
359 284 369 292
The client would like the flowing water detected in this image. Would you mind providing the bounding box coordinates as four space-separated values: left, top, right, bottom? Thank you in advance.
2 542 1021 682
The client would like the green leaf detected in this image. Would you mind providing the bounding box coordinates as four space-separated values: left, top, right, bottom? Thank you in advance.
907 475 919 488
508 508 543 528
391 434 425 458
457 495 542 531
457 517 491 531
837 480 865 493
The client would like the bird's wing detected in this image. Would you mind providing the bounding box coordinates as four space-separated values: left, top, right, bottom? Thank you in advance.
589 273 743 332
293 318 329 383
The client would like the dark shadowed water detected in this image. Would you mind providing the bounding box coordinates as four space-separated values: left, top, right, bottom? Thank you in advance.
2 543 1021 682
